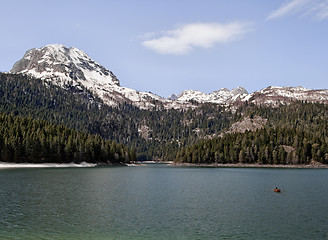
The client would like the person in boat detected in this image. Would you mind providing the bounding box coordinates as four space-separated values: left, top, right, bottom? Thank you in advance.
274 187 281 192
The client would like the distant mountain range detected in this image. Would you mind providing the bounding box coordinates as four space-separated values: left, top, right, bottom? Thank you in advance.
10 44 328 109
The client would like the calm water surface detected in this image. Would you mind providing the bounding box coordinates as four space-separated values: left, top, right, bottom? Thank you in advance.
0 165 327 239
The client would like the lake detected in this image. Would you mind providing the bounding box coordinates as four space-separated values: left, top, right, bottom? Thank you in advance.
0 165 327 239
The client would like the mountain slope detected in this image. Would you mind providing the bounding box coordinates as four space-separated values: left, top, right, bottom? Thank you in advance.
246 86 328 106
0 73 236 160
10 44 328 109
173 86 328 106
11 44 120 86
175 102 328 165
2 72 328 163
10 44 164 109
176 87 248 104
0 73 139 142
0 112 135 164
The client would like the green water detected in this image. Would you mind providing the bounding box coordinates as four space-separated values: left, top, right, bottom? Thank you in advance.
0 165 327 239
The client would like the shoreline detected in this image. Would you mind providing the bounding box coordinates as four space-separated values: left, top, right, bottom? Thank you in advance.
168 162 328 169
0 162 97 169
0 162 128 169
0 161 128 169
1 161 327 169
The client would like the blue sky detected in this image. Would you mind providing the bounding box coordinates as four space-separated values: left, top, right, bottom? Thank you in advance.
0 0 327 97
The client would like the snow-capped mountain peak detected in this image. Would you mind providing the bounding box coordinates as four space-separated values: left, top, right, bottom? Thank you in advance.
231 86 248 95
9 44 328 109
175 87 248 104
10 44 165 109
246 86 328 106
167 94 178 100
11 44 120 87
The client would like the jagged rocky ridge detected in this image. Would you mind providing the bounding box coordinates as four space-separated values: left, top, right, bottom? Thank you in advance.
175 87 248 104
245 86 328 106
10 44 328 109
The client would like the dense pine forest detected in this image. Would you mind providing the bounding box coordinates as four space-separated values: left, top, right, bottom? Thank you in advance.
0 73 235 160
0 113 136 163
175 102 328 164
1 73 328 164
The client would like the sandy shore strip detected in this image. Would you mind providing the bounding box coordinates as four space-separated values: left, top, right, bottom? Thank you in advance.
0 162 97 169
169 162 328 168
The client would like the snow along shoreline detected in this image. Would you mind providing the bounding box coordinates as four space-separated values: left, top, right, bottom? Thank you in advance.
169 162 328 168
0 162 97 169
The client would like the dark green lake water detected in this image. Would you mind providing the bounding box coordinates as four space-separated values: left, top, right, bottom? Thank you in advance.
0 165 327 239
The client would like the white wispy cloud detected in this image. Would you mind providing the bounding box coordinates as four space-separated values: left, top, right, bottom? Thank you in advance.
267 0 328 20
142 22 252 55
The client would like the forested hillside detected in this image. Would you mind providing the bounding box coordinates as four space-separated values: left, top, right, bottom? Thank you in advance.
0 113 136 163
2 73 328 164
0 73 236 160
175 102 328 164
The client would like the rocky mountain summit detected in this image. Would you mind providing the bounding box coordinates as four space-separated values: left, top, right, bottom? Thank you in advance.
11 44 120 86
245 86 328 106
10 44 163 109
10 44 328 109
175 87 248 104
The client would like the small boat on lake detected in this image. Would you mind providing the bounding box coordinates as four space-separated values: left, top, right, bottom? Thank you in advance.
273 187 281 192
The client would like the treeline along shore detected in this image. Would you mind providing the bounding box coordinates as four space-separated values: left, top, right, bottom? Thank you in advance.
175 102 328 165
0 113 136 164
